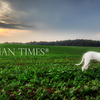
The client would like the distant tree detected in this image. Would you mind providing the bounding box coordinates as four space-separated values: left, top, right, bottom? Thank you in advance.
3 39 100 47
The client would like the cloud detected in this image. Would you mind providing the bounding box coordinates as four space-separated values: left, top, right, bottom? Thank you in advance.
0 21 33 29
1 0 100 43
0 0 33 30
0 0 13 18
1 0 100 32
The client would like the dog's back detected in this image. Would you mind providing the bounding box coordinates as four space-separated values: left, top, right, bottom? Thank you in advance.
87 51 100 62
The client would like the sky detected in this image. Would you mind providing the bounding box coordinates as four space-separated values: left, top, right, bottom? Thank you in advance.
0 0 100 43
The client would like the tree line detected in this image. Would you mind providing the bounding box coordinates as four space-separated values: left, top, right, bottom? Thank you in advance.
4 39 100 47
26 39 100 47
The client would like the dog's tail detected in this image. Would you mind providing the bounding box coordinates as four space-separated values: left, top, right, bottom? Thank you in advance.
75 55 84 66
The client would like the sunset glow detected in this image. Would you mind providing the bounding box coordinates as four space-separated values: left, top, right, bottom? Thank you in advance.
0 28 11 36
0 28 5 33
0 28 10 36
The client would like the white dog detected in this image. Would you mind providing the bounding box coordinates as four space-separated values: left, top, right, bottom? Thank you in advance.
75 51 100 71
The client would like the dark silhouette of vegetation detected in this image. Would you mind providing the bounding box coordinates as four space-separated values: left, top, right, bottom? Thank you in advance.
4 39 100 47
26 39 100 47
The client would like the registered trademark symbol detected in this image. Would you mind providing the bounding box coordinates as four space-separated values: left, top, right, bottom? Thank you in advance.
45 48 49 53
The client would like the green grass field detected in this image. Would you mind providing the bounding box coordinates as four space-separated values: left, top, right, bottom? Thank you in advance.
0 44 100 100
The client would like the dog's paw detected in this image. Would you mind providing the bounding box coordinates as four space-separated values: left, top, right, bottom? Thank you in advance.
82 67 84 71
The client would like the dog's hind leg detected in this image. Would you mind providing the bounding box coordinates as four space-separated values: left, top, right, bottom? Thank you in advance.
85 64 89 70
82 65 87 71
82 58 90 71
82 64 89 71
